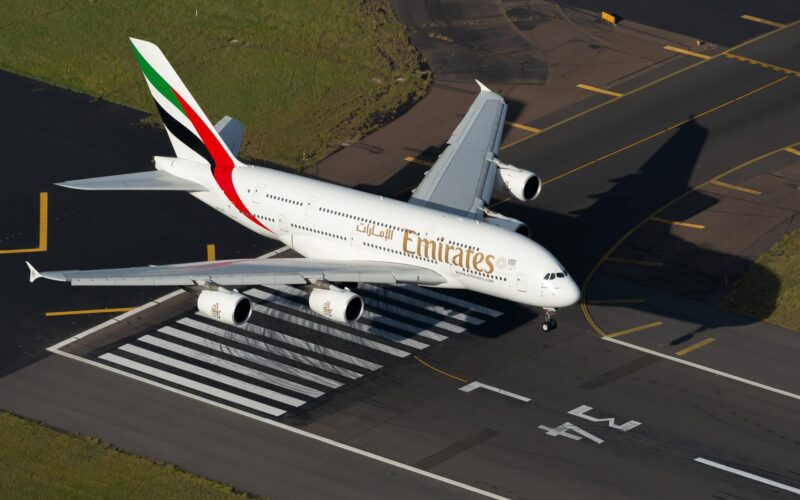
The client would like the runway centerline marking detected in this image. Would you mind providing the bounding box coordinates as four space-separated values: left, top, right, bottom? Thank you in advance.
675 337 716 356
206 243 216 261
459 381 531 403
709 179 761 195
695 457 800 495
607 321 663 338
740 14 786 29
414 355 467 383
606 257 663 267
576 83 624 97
0 192 48 255
724 53 800 77
45 307 136 317
403 156 433 167
663 45 712 60
650 217 705 229
504 121 541 133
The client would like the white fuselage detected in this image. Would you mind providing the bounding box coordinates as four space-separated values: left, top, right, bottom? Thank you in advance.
181 162 579 309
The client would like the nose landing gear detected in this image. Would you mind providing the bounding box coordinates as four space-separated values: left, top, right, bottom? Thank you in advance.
541 307 558 332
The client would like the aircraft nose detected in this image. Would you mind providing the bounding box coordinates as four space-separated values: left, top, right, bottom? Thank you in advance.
561 277 581 307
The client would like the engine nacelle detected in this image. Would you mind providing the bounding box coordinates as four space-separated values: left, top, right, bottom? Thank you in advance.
309 286 364 324
483 209 530 237
197 289 252 327
493 160 542 202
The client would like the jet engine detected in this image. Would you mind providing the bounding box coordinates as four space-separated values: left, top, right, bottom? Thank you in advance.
483 208 530 237
309 286 364 324
493 160 542 202
197 289 252 327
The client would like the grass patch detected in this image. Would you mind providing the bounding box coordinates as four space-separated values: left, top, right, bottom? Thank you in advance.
723 229 800 329
0 411 250 499
0 0 428 168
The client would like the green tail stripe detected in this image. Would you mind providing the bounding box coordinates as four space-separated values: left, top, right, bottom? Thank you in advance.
131 42 186 117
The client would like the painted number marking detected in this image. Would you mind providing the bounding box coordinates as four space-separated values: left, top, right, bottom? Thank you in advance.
539 404 641 445
568 405 641 431
537 423 604 444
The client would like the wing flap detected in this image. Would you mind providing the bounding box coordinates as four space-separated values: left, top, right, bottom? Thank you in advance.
56 171 207 191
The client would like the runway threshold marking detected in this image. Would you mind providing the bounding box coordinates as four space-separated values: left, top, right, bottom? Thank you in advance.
740 14 786 29
695 457 800 495
606 257 663 267
606 321 663 338
45 307 136 317
709 179 761 195
675 337 716 356
206 243 216 261
785 147 800 157
650 217 705 229
587 298 645 305
663 45 711 60
414 355 467 383
500 18 800 152
724 53 800 77
403 156 434 167
576 83 624 97
0 192 48 255
504 121 541 133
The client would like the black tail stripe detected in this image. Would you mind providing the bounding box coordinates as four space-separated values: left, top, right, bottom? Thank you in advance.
154 100 215 169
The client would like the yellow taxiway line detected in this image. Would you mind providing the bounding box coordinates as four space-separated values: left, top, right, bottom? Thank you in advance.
740 14 786 29
505 121 541 133
404 156 433 167
675 337 716 356
786 147 800 157
207 243 216 261
663 45 712 60
45 307 136 317
606 257 664 267
607 321 663 338
724 53 800 77
414 355 467 383
0 192 48 255
576 83 624 97
709 179 761 195
650 217 706 229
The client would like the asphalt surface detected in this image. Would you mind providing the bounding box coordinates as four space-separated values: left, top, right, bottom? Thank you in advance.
2 5 800 500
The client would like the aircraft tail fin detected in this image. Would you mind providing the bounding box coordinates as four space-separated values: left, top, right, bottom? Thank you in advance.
129 38 244 170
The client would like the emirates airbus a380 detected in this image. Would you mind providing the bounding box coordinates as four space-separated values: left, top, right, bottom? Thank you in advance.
27 38 579 332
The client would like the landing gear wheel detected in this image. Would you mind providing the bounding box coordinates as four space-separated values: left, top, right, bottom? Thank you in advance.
541 321 550 332
541 308 558 332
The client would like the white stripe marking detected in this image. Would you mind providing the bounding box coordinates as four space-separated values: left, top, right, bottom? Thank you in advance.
364 284 485 325
459 381 531 403
99 352 285 417
398 285 503 317
143 332 330 395
695 457 800 495
362 295 461 335
603 337 800 402
119 343 305 407
245 290 410 357
177 318 364 379
268 286 431 349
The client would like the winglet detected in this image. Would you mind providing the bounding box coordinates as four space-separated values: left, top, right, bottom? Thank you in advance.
26 261 42 283
475 80 492 92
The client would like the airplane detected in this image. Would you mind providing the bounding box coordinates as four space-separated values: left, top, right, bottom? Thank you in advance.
27 38 579 332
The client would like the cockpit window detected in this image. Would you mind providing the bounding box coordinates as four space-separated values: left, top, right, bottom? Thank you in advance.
556 272 565 278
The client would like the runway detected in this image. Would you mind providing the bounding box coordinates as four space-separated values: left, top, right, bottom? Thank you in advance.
2 4 800 499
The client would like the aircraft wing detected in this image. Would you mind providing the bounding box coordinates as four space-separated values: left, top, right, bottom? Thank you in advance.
408 81 507 219
27 258 445 287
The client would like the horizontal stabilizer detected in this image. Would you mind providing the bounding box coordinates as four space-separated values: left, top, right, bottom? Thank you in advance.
56 171 207 192
214 116 245 157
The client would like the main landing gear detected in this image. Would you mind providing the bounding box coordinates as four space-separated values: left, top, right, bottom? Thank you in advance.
541 307 558 332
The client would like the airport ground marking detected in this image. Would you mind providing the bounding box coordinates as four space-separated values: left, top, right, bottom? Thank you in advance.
45 307 136 317
740 14 786 29
206 243 216 261
606 257 663 267
724 53 800 78
663 45 711 60
606 321 663 339
587 298 646 305
602 337 800 402
675 337 716 357
695 457 800 495
650 217 705 229
0 192 48 255
538 422 604 444
500 18 800 152
403 156 433 167
785 147 800 157
414 355 467 383
581 138 800 340
459 381 531 403
568 405 641 431
504 121 541 133
576 83 624 97
709 179 761 195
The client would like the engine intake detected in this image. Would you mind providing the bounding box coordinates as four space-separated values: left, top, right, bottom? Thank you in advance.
309 286 364 324
493 160 542 202
197 289 252 327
